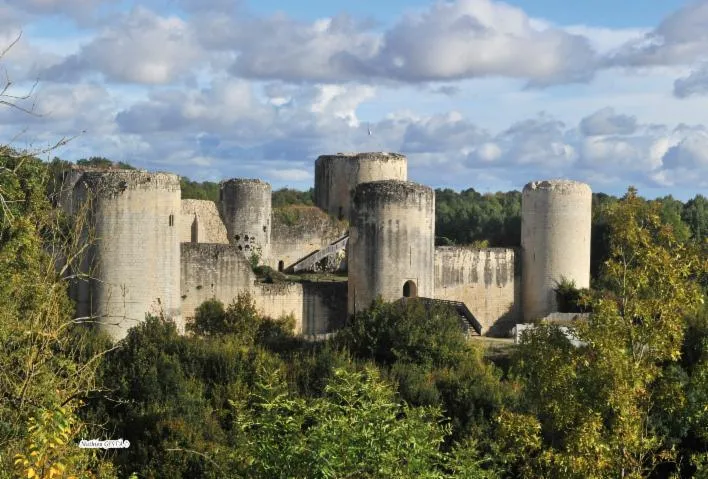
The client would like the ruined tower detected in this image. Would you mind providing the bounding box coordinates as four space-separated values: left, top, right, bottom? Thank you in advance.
521 179 592 322
314 152 407 220
348 180 435 315
219 179 272 262
72 170 182 340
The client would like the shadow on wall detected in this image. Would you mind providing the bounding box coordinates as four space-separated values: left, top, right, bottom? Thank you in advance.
300 281 348 336
485 301 521 338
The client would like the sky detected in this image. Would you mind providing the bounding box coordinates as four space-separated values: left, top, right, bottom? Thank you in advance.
1 0 707 200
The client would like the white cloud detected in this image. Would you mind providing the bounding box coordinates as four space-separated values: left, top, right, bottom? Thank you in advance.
563 25 648 54
579 107 637 136
309 84 376 127
374 0 597 85
181 0 598 85
674 63 708 97
115 78 276 139
662 129 708 169
604 0 708 68
43 7 204 84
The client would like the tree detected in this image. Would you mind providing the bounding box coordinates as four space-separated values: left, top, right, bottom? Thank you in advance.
187 294 295 347
338 298 469 368
682 194 707 243
235 365 492 478
76 157 135 170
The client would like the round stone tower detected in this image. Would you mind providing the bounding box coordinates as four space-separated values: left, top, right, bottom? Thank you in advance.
348 180 435 315
219 179 272 262
521 179 592 322
72 170 182 340
314 152 407 220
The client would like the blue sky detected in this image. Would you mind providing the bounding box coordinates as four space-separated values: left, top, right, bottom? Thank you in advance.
1 0 707 200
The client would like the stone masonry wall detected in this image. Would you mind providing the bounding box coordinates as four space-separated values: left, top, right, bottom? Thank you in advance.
72 171 182 341
180 199 229 244
434 246 521 336
180 243 346 335
348 180 435 315
269 206 348 271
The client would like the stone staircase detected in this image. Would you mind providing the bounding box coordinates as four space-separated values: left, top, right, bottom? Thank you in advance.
400 297 483 336
289 234 349 273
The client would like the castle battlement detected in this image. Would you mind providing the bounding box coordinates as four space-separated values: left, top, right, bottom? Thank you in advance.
64 151 591 341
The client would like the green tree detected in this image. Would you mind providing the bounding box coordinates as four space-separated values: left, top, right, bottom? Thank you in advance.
271 188 314 208
76 157 134 170
338 298 510 442
682 194 707 243
180 178 219 202
338 298 469 367
236 365 491 478
0 149 116 477
187 294 294 348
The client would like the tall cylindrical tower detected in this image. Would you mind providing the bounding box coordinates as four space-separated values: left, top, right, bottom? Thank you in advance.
348 180 435 315
219 179 272 262
73 170 182 340
314 152 407 220
521 179 592 322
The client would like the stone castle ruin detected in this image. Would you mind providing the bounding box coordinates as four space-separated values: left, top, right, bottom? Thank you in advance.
59 152 592 341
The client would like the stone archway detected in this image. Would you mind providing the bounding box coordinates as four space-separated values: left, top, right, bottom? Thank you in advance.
403 280 417 298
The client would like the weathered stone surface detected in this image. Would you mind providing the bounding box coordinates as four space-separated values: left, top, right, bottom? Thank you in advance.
269 206 348 271
521 179 592 322
219 178 272 261
314 152 407 220
72 170 182 341
348 180 435 315
63 158 593 343
180 243 347 335
434 246 521 336
180 199 229 244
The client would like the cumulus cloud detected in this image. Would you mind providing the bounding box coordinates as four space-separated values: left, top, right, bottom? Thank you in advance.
116 78 275 137
180 0 598 85
42 7 203 84
226 13 381 83
662 129 708 169
401 111 487 153
495 115 576 167
3 0 708 197
308 84 376 127
604 0 708 67
373 0 597 85
9 0 708 91
579 107 637 136
674 63 708 97
106 78 708 192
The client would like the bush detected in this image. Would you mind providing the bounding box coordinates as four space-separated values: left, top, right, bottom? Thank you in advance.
337 297 469 368
554 277 591 313
188 293 262 341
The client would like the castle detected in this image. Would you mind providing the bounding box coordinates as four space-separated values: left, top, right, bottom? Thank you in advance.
59 152 592 341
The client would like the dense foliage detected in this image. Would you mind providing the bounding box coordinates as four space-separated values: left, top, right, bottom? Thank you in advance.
271 188 314 208
87 296 494 478
0 148 117 478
